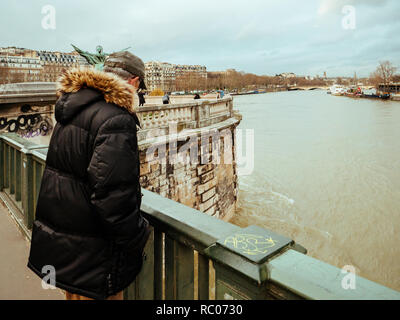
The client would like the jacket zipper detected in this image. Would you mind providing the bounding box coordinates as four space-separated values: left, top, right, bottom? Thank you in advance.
107 273 113 295
107 241 116 296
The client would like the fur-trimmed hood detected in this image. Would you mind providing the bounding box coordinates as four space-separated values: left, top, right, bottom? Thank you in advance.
57 67 138 114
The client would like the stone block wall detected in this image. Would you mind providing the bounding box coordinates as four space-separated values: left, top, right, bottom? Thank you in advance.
138 121 239 221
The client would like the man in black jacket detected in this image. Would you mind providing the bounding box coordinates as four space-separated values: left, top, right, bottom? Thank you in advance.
27 51 150 300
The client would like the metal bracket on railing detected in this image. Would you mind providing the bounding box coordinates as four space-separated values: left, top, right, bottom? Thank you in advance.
204 225 307 299
207 225 294 265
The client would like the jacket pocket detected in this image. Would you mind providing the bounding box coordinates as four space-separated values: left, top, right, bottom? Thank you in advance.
123 218 151 265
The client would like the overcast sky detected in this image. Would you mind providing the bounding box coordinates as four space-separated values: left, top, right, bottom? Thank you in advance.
0 0 399 77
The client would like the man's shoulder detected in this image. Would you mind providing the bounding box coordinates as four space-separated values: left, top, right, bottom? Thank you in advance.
86 99 138 135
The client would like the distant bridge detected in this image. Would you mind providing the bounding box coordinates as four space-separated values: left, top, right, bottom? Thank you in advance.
287 86 329 91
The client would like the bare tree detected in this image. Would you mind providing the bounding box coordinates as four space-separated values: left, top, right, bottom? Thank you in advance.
370 61 397 91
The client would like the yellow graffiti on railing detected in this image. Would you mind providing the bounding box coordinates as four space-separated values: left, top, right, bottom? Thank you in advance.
224 233 277 256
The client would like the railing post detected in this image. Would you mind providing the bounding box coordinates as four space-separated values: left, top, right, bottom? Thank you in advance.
9 145 14 194
0 138 3 191
124 226 156 300
21 149 35 230
4 144 9 189
197 253 210 300
165 235 195 300
15 150 22 202
204 225 305 300
153 229 163 300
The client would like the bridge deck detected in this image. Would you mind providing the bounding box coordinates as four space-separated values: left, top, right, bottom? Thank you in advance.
0 203 63 300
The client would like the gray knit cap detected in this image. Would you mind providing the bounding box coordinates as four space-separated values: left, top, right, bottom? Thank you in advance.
104 51 147 90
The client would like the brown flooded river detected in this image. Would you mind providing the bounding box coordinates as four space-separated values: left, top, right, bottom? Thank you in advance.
230 90 400 291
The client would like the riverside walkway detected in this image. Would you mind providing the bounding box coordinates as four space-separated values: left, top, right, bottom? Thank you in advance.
0 202 63 300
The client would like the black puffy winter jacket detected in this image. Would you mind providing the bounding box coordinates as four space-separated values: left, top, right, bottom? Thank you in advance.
27 68 150 300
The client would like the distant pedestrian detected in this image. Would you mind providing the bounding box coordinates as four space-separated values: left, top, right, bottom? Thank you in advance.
162 92 170 104
138 89 146 106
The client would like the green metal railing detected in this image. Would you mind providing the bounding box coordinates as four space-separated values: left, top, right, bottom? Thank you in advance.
1 133 399 300
0 133 48 236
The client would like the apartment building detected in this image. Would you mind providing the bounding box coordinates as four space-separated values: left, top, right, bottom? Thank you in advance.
145 61 176 92
0 48 42 83
174 64 207 79
145 61 207 92
37 50 89 82
0 47 89 84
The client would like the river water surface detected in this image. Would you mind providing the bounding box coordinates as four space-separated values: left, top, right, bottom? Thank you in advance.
230 90 400 291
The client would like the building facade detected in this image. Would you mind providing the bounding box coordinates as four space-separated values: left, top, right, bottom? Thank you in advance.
174 64 207 79
0 47 89 84
145 61 176 93
145 61 207 92
0 48 42 83
36 50 89 82
1 47 208 92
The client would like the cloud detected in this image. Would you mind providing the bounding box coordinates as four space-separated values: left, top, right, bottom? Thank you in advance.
0 0 398 77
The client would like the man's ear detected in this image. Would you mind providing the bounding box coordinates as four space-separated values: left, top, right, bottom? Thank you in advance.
128 77 140 89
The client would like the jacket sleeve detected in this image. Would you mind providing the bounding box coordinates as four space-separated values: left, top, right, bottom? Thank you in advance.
87 114 148 248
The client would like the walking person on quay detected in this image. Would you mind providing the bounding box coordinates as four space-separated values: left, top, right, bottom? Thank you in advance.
138 89 146 106
162 92 170 104
27 51 151 300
